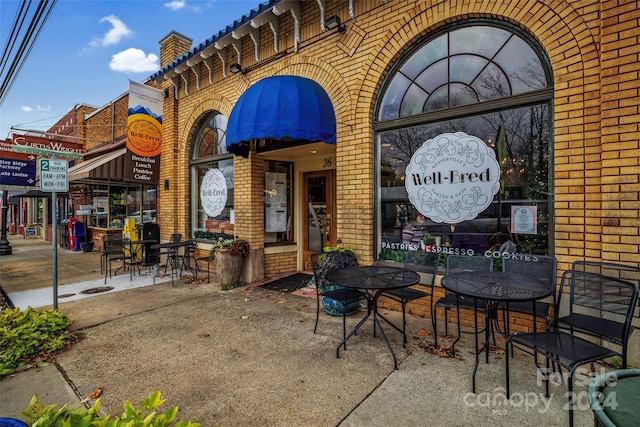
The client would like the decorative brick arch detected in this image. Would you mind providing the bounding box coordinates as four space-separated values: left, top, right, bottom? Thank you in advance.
352 2 600 266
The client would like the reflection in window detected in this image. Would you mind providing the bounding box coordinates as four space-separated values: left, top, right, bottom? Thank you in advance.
264 161 293 245
190 111 233 239
378 24 548 121
375 21 553 262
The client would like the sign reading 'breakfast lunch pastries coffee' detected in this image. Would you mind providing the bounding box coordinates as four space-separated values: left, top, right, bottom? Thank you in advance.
405 132 500 224
124 80 163 184
200 168 227 217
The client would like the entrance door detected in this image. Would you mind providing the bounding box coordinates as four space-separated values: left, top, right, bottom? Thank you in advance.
303 170 336 268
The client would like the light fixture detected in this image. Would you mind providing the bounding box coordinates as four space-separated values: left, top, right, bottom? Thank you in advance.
324 15 346 33
229 63 243 74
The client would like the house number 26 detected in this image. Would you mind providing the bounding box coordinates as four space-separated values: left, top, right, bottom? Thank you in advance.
323 158 332 168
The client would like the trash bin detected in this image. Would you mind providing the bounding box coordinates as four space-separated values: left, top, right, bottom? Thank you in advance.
140 222 159 265
588 368 640 427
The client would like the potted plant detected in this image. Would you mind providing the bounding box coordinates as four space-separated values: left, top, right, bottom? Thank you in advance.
422 233 437 252
311 248 360 316
210 237 250 290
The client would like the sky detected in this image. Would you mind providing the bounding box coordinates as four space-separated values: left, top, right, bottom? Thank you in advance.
0 0 265 139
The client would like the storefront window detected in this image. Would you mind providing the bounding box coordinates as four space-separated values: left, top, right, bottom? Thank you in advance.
375 21 553 262
190 112 233 240
264 161 293 245
90 183 156 228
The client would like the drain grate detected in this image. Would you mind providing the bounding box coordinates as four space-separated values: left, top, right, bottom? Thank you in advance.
80 286 114 295
59 293 76 298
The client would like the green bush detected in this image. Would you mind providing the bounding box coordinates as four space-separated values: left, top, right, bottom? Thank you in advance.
23 391 200 426
0 307 74 376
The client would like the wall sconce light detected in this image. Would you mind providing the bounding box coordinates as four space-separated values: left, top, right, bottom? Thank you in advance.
229 63 243 74
324 15 345 33
164 179 170 190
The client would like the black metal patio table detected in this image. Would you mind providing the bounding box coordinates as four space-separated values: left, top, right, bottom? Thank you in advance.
441 271 551 392
150 240 194 286
326 265 420 369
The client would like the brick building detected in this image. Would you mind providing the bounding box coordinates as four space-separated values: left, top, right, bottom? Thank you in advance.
147 0 638 288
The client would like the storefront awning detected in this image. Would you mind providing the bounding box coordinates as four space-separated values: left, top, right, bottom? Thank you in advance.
68 148 127 182
226 76 336 157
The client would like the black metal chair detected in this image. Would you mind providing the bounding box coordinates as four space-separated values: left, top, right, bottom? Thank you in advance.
310 252 368 349
158 233 182 275
101 234 122 274
505 270 639 427
381 251 440 347
433 254 493 346
498 255 558 329
104 238 132 284
571 260 640 323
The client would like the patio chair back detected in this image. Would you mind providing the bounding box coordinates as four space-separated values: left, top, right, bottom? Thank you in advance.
555 270 639 365
572 260 640 318
445 254 493 274
501 255 558 322
405 251 440 277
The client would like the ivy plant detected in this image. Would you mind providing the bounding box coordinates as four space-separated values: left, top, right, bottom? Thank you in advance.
0 307 75 376
23 391 200 426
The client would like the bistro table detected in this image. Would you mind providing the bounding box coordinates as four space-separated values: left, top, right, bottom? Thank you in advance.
441 271 551 392
326 265 420 369
150 240 194 286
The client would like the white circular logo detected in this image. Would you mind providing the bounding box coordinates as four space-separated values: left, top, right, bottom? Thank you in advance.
404 132 500 224
200 168 227 217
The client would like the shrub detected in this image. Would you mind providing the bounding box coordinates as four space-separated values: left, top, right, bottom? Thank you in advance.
23 391 200 426
0 307 74 376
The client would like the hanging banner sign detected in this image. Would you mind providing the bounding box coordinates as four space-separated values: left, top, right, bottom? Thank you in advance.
405 132 500 224
125 81 163 184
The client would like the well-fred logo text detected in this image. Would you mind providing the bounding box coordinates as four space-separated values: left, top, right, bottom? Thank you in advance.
410 169 493 186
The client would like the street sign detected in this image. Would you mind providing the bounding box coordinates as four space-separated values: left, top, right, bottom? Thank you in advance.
39 159 69 192
1 142 37 186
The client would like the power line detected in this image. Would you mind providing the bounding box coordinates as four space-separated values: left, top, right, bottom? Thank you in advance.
0 0 57 107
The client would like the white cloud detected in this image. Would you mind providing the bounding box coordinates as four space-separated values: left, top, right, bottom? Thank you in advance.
164 0 186 10
109 48 159 73
89 15 133 47
21 106 33 112
37 105 51 112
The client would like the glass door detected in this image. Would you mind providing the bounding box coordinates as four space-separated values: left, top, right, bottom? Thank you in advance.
303 170 336 268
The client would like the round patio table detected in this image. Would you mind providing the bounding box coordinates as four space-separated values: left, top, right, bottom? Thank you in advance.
326 265 420 369
441 271 551 392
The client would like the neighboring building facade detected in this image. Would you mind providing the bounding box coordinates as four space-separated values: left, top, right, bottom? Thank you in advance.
147 0 638 292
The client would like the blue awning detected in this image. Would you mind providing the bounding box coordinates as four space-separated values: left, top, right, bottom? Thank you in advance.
226 76 336 157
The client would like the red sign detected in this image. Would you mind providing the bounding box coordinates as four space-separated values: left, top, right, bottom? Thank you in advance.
0 142 37 161
11 133 83 156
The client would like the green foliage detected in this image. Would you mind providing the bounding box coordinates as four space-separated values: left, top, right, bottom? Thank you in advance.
23 391 200 427
0 307 74 376
192 231 232 241
378 248 406 263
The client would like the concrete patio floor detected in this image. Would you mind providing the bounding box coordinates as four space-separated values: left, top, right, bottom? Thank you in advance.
1 236 599 426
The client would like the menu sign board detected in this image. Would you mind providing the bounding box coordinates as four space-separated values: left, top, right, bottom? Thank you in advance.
405 132 500 224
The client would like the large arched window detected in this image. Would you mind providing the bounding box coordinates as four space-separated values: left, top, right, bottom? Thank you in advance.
375 21 553 261
190 112 234 239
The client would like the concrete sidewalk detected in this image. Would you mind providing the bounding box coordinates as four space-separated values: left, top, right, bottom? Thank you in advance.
1 237 595 426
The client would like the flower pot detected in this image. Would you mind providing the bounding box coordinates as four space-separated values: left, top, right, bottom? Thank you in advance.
81 241 94 252
321 284 360 316
214 248 244 290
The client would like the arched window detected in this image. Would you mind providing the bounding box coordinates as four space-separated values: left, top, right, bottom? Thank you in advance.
375 21 553 261
190 112 234 239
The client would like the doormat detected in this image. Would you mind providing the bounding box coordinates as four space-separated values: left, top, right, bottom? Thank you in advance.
259 273 313 292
